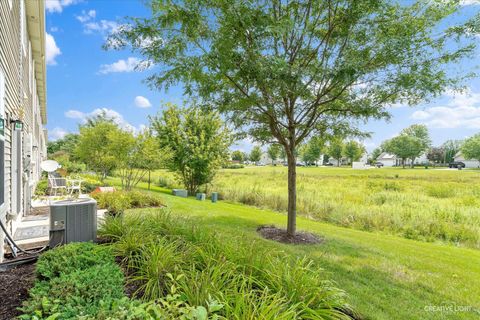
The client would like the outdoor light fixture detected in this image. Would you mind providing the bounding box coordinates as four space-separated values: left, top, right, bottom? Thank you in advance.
10 119 24 131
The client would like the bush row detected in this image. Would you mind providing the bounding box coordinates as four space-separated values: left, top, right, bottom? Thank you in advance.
20 242 222 320
91 190 164 215
99 209 356 319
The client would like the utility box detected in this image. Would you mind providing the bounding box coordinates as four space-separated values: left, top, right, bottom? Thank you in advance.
49 198 97 248
172 189 188 197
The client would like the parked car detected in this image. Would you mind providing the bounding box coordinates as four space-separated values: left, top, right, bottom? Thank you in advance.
375 162 384 168
296 162 305 167
449 161 465 168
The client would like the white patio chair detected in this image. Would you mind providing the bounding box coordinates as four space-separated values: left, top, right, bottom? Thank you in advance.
67 178 83 197
48 172 67 196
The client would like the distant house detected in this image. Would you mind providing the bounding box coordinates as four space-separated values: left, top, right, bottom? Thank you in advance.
376 152 428 167
376 152 399 167
454 152 479 168
0 1 48 261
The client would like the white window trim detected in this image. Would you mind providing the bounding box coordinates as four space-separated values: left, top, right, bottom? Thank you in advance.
8 0 12 10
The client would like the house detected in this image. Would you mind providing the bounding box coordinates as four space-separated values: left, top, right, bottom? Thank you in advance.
376 152 401 167
0 0 48 261
376 152 428 167
454 152 479 168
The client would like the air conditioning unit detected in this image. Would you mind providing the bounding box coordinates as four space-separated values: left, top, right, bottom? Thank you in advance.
49 198 97 248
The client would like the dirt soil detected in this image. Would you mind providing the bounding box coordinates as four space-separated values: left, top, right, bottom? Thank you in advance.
28 206 50 216
257 225 323 244
0 262 36 319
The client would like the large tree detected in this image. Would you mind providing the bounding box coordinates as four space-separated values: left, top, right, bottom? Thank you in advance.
75 120 123 180
443 139 463 163
267 144 281 165
108 0 478 236
47 133 79 157
249 146 263 164
369 147 383 165
383 135 423 168
426 147 445 167
150 104 232 194
301 137 324 165
231 150 245 163
343 140 364 164
400 124 431 164
461 134 480 163
328 139 344 167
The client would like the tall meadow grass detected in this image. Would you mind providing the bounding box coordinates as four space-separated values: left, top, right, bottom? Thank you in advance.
151 167 480 248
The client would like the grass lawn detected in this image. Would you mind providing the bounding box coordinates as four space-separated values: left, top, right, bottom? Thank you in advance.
149 166 480 248
108 177 480 320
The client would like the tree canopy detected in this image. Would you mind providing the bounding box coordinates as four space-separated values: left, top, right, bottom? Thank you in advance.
328 140 344 167
150 104 232 194
343 141 364 164
108 0 478 236
267 144 281 164
461 134 480 161
249 146 263 163
383 135 423 168
443 139 463 163
231 150 245 163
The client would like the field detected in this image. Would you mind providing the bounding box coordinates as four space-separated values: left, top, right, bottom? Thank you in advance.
104 176 480 320
151 166 480 249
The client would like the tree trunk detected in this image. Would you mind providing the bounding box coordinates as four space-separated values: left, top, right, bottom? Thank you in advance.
148 170 151 190
286 150 297 237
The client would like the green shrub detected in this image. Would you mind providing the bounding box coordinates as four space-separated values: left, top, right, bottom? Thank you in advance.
21 263 124 319
100 211 354 319
34 179 48 196
89 295 223 320
91 191 164 215
36 242 114 280
79 174 107 193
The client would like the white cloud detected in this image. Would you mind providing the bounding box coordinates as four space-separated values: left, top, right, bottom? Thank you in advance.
45 33 61 66
50 26 59 32
411 110 430 120
83 19 119 35
410 89 480 129
98 57 144 74
45 0 80 13
75 9 96 23
134 96 152 108
460 0 480 5
65 110 85 119
65 108 136 132
49 127 68 141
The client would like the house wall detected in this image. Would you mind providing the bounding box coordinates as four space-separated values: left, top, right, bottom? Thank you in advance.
454 155 479 168
379 159 396 167
0 0 47 261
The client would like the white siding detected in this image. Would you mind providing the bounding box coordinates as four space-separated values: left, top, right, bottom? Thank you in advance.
0 0 47 261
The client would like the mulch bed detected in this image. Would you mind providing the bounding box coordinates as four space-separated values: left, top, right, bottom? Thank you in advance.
257 225 323 245
0 262 36 319
28 206 50 216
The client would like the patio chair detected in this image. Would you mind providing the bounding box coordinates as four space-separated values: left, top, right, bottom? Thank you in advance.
48 172 67 196
67 178 82 197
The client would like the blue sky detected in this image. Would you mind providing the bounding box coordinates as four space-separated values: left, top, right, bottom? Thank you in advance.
45 0 480 152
